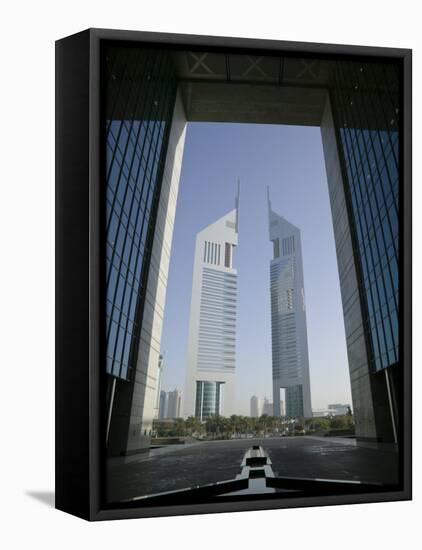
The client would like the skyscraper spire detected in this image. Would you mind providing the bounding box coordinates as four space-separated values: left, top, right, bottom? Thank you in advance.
235 178 240 233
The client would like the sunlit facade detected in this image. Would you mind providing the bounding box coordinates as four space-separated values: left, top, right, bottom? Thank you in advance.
184 189 240 420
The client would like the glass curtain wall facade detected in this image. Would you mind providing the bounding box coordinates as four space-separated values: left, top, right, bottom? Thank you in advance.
104 45 178 449
195 381 224 421
285 385 304 418
329 61 400 440
331 62 399 374
268 200 313 419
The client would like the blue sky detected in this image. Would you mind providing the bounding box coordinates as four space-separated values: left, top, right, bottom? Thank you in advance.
160 122 352 414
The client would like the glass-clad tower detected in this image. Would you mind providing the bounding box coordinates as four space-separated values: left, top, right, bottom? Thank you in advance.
322 61 400 442
268 191 312 418
184 188 240 420
104 46 187 456
333 62 399 374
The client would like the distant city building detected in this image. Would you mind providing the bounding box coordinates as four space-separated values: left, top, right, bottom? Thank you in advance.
262 398 273 416
184 186 240 420
312 404 352 417
250 395 263 418
158 389 182 419
158 390 168 420
328 403 351 416
280 400 285 417
167 389 182 419
312 409 331 418
268 189 312 418
251 396 284 417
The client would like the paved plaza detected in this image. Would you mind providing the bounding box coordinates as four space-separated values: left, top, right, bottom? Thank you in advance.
107 436 399 503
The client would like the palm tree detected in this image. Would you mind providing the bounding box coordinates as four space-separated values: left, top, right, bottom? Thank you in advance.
266 415 275 435
173 417 186 437
205 414 218 437
221 416 231 438
230 414 239 437
185 416 202 436
259 414 269 437
238 415 249 438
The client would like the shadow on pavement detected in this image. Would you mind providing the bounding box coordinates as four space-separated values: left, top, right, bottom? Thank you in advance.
25 491 55 508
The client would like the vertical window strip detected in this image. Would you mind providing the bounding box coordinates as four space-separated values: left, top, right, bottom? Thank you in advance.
346 66 398 368
106 53 156 376
105 49 177 380
333 61 399 371
106 51 157 290
333 66 383 369
126 55 178 379
107 51 165 375
116 64 172 373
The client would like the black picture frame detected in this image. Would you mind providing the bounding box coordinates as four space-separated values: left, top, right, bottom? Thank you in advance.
55 28 412 521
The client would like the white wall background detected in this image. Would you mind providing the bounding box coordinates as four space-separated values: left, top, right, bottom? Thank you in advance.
0 1 419 548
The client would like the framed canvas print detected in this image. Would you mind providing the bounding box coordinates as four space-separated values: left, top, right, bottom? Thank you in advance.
55 28 412 521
